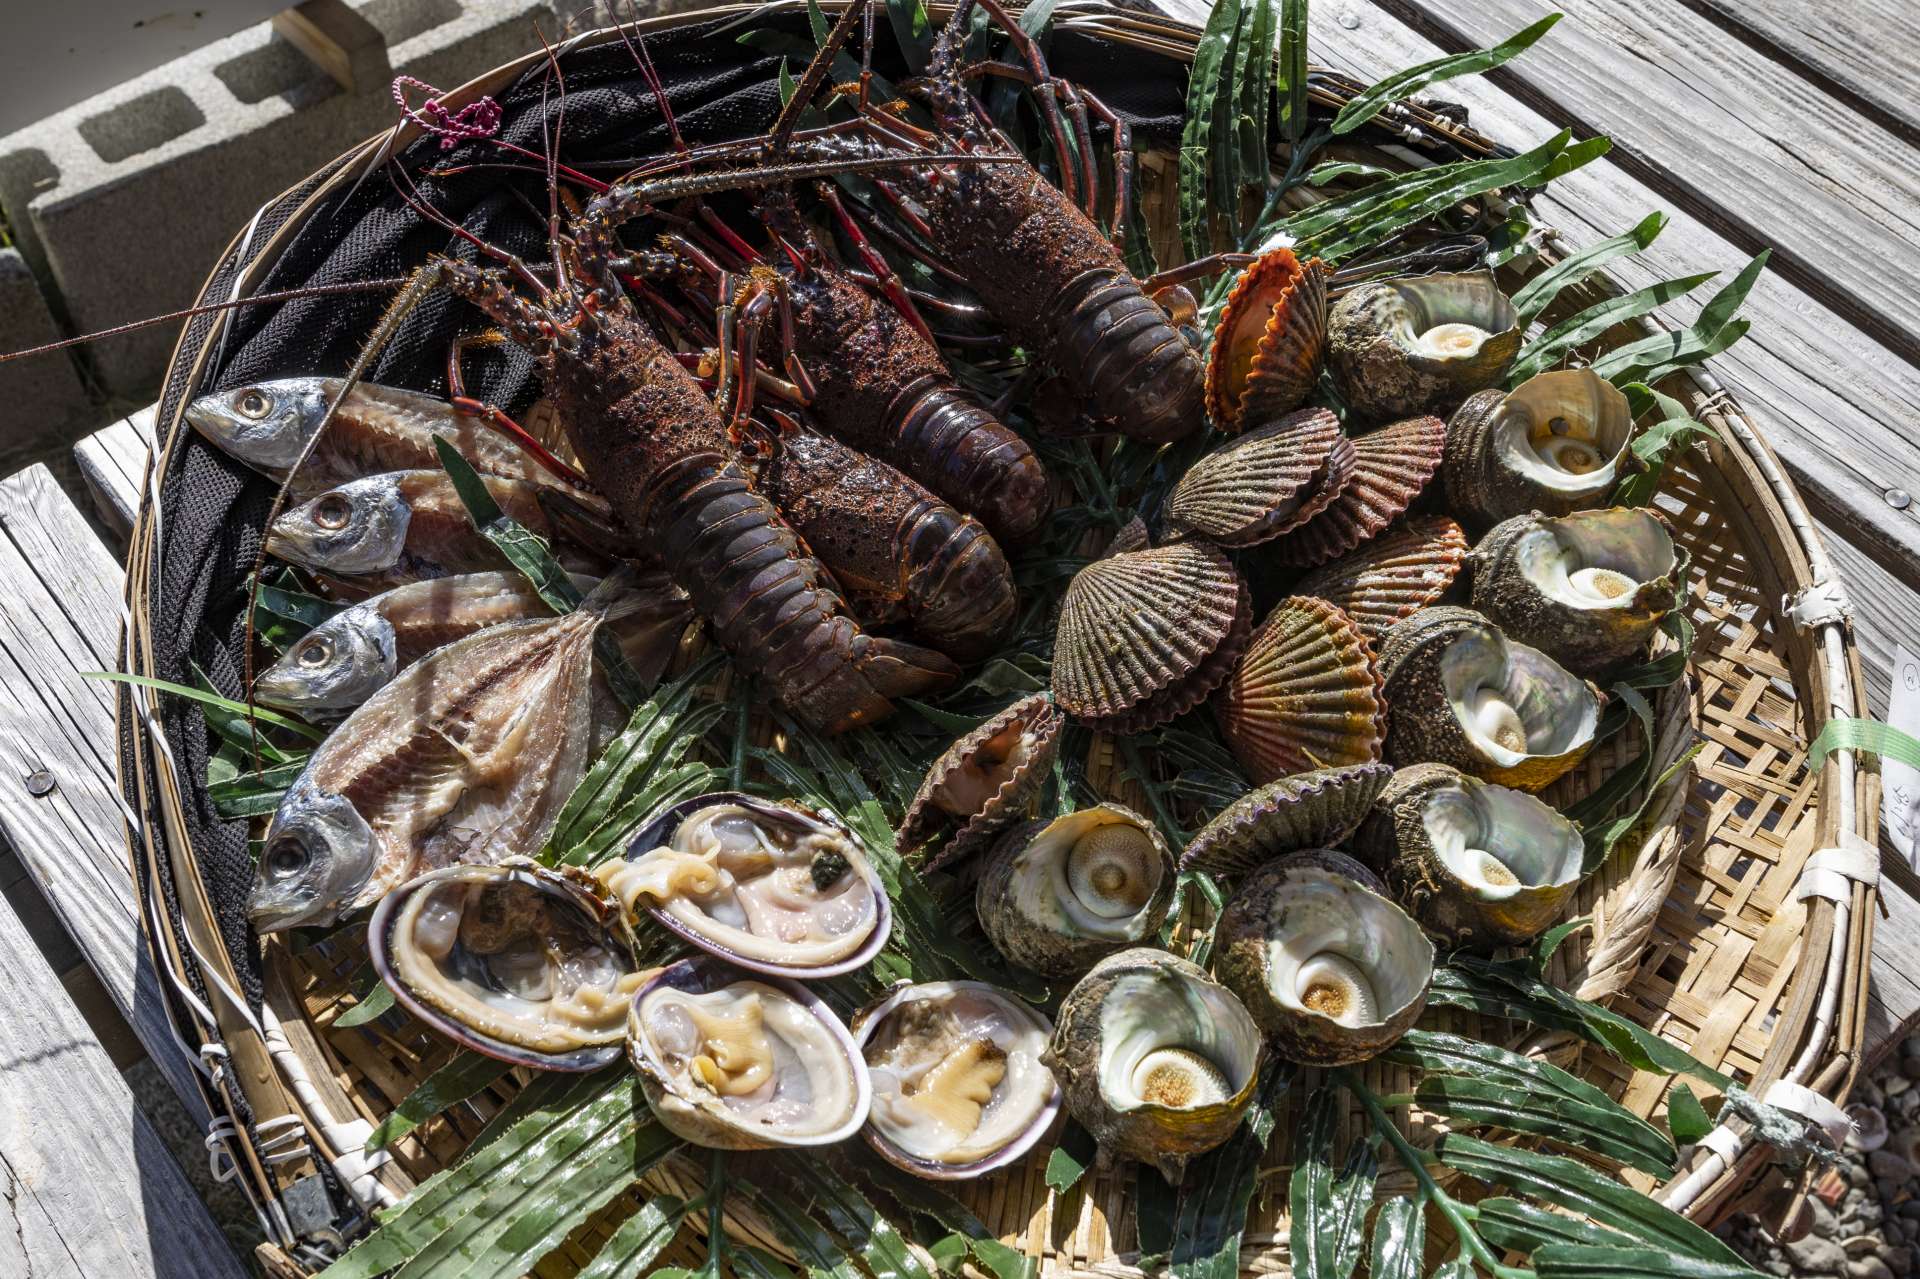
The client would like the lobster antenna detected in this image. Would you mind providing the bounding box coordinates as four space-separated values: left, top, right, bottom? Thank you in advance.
615 0 688 158
771 0 869 152
0 280 410 365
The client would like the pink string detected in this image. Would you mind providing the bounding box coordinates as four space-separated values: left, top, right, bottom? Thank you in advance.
392 75 502 150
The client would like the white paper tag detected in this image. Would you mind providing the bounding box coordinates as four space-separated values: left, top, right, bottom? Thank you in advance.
1888 644 1920 868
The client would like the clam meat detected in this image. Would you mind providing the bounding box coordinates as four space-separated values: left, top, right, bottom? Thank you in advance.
370 862 642 1071
601 793 889 977
854 982 1060 1179
629 958 871 1149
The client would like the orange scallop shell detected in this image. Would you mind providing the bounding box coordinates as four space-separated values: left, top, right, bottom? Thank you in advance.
1166 408 1353 546
1053 540 1252 732
1291 515 1470 642
1205 248 1332 431
1270 414 1448 567
1213 596 1387 784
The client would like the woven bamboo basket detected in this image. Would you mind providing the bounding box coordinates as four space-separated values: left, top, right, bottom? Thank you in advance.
112 3 1879 1274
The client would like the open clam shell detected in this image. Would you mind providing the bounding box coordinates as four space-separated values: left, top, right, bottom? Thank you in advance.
1166 408 1357 546
1327 271 1521 420
1269 414 1448 566
1444 369 1633 526
1052 539 1253 732
1043 948 1263 1184
896 693 1066 873
1377 607 1601 791
627 955 872 1149
1470 507 1682 676
1292 515 1470 642
601 792 892 978
1354 763 1584 948
368 861 642 1072
1179 761 1394 879
1214 850 1433 1065
975 804 1176 977
852 981 1061 1180
1214 596 1387 785
1205 248 1333 431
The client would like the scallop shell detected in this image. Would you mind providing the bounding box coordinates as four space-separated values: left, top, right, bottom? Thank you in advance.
1291 516 1470 642
1166 409 1355 546
1213 596 1386 784
1270 415 1448 567
897 693 1066 872
1053 540 1253 732
1205 248 1333 431
1178 761 1394 878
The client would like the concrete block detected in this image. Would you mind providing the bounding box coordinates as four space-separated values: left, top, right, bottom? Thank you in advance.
0 0 555 401
0 247 96 472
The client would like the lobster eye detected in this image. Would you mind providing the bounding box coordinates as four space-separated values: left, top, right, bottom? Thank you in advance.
297 637 333 667
312 494 353 530
237 389 272 419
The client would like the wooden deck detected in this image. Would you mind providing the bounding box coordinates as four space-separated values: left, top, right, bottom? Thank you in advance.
2 0 1918 1270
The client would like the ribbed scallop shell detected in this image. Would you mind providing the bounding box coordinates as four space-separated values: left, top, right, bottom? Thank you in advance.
1166 409 1351 545
1179 761 1394 878
897 693 1066 872
1053 542 1252 732
1292 515 1470 642
1213 596 1387 784
1205 249 1332 431
1271 415 1448 567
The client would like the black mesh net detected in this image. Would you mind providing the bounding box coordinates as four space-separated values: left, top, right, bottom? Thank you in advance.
139 10 1193 998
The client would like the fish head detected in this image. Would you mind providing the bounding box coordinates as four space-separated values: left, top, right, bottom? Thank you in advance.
267 473 412 575
185 378 333 471
252 778 378 932
253 607 399 712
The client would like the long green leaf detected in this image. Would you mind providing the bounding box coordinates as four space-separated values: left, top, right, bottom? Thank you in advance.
574 1196 687 1279
1333 14 1560 136
366 1051 514 1152
1414 1074 1676 1176
1277 0 1308 149
1532 1244 1768 1279
746 1179 865 1279
883 0 933 75
1290 1085 1372 1279
1666 1083 1714 1146
208 759 304 819
1365 1195 1424 1279
1387 1029 1633 1113
1170 1064 1290 1278
1436 1134 1743 1266
1473 1197 1635 1254
1510 272 1717 383
1180 0 1244 259
1512 211 1668 326
1045 1123 1096 1194
89 671 325 741
1237 0 1274 191
858 1161 1035 1279
333 979 396 1028
789 1161 936 1279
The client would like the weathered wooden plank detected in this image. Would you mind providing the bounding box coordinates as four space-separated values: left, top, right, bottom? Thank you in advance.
0 464 207 1123
1397 0 1920 353
1681 0 1920 147
74 408 154 545
0 878 248 1279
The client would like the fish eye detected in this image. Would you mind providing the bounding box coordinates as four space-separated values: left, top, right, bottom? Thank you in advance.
312 494 353 530
266 839 311 879
297 637 333 667
237 389 272 419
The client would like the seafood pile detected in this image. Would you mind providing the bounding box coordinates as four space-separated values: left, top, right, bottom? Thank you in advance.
162 0 1692 1209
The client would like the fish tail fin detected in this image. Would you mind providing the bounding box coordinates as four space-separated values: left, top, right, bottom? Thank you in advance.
574 561 682 629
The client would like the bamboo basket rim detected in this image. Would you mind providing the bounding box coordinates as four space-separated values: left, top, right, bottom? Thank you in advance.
110 3 1878 1270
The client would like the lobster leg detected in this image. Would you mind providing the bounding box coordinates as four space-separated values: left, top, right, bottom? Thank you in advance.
930 0 1079 206
446 330 589 486
814 181 935 343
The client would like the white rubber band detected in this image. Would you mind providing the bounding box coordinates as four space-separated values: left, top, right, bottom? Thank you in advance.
1785 579 1852 630
1795 832 1881 902
1695 1125 1743 1163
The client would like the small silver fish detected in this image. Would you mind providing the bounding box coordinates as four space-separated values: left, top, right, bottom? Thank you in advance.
253 569 691 713
265 469 637 583
187 378 560 494
249 576 645 932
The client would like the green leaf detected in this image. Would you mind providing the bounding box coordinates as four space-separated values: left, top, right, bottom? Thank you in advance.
858 1161 1035 1279
778 57 798 106
1333 14 1560 136
1180 0 1244 260
1307 160 1395 186
1017 0 1060 39
333 979 395 1028
1414 1074 1676 1176
1531 916 1590 972
1511 210 1668 327
1045 1124 1096 1194
1615 415 1715 506
255 579 343 631
1667 1083 1714 1146
1473 1197 1635 1254
366 1051 514 1153
805 0 829 46
884 0 934 75
1427 1256 1478 1279
1532 1244 1769 1279
87 671 325 742
1169 1064 1290 1278
1276 0 1308 149
1589 251 1765 385
1808 717 1920 769
1287 130 1609 263
1365 1195 1424 1279
1290 1085 1374 1279
1237 0 1275 195
574 1196 686 1279
745 1179 865 1279
789 1160 937 1279
1437 1134 1745 1266
208 759 304 819
1510 272 1718 383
